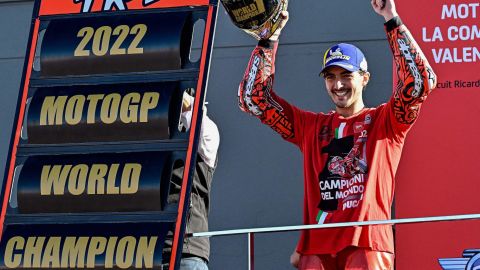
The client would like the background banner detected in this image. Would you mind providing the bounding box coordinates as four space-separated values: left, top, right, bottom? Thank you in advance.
0 223 170 269
27 83 175 144
40 13 188 76
16 152 172 214
395 0 480 269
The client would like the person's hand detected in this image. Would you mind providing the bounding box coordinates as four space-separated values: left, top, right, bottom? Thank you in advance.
268 11 289 42
182 91 193 112
290 250 300 268
371 0 398 21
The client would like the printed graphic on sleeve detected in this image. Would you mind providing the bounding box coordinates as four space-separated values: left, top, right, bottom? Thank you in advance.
238 47 294 139
388 25 437 125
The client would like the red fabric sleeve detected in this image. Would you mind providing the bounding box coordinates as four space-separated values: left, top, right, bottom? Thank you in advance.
384 17 437 139
238 41 308 148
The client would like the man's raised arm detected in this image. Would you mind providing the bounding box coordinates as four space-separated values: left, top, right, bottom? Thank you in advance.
372 0 437 127
237 12 299 141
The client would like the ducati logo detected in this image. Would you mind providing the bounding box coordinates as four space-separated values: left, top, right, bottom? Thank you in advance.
73 0 162 12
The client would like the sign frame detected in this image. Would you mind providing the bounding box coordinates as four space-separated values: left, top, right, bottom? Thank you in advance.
0 1 219 269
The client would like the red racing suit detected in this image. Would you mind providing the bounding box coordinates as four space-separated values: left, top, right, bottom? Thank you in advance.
238 17 437 255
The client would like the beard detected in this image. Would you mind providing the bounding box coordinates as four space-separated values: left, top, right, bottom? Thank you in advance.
330 88 353 108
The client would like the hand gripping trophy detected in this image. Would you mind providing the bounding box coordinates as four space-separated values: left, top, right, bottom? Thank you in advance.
220 0 288 40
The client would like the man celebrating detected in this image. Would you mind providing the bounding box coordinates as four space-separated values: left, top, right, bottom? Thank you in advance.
237 0 436 269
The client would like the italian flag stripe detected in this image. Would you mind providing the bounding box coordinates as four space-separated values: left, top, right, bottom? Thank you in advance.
335 122 347 139
316 210 328 224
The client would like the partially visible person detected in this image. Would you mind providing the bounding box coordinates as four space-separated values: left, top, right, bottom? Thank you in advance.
237 0 436 269
163 91 220 270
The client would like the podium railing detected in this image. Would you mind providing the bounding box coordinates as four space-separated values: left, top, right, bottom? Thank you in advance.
192 213 480 270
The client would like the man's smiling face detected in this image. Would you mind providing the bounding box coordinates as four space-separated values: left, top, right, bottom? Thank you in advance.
322 66 370 113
